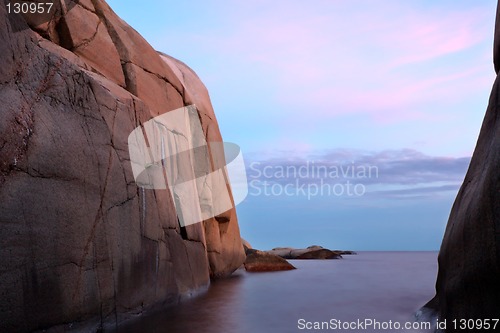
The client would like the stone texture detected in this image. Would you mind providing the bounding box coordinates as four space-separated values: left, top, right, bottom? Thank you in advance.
159 53 246 277
425 0 500 324
0 0 244 332
244 251 296 272
58 3 126 87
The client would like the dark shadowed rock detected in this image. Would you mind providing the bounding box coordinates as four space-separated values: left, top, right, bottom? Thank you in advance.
296 249 342 260
425 0 500 324
0 0 244 331
244 251 296 272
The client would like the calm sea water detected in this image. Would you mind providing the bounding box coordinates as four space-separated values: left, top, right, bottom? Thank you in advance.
120 252 438 333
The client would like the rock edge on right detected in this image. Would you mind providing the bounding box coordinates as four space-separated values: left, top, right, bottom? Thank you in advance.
423 0 500 327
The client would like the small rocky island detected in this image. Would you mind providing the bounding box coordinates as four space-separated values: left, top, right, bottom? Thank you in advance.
242 241 356 272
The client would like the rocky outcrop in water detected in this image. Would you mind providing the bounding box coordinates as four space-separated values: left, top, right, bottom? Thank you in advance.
267 245 352 259
296 249 342 259
242 245 349 272
244 251 296 272
0 0 245 332
424 1 500 327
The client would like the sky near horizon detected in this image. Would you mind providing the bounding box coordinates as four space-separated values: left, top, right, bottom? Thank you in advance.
107 0 497 250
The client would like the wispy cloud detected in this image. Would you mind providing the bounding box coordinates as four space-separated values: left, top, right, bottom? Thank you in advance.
186 0 493 119
245 148 470 200
149 0 495 156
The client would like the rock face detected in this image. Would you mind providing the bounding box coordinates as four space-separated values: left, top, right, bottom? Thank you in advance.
0 1 245 332
244 251 296 272
426 1 500 325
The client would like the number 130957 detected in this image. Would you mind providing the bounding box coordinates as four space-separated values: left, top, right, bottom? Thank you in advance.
6 2 54 14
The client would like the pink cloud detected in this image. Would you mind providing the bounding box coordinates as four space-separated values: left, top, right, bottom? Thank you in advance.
298 64 491 123
377 9 489 68
153 0 495 156
181 1 494 123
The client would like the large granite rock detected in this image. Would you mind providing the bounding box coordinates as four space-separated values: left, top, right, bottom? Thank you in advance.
425 0 500 326
0 0 245 332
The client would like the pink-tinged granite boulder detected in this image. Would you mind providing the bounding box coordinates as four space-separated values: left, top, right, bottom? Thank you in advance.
0 0 244 331
425 0 500 325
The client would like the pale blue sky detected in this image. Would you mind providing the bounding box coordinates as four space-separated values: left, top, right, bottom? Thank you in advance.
107 0 497 250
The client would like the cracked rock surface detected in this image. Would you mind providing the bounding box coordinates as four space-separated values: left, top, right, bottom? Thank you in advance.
0 1 245 332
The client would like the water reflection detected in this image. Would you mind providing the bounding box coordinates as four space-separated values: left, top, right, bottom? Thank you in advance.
118 252 438 333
